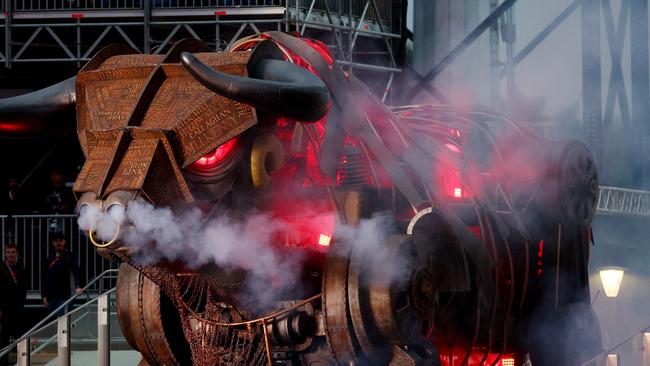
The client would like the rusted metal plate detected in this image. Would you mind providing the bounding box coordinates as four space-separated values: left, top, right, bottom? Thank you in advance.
97 129 193 204
116 263 182 366
76 67 154 153
139 65 214 130
98 54 165 71
104 137 159 194
73 129 124 195
171 86 256 168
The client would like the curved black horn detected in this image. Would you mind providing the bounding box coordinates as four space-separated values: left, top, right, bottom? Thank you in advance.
180 52 330 122
0 77 76 137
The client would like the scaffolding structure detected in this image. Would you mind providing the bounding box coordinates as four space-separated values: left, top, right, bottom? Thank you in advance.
0 0 402 87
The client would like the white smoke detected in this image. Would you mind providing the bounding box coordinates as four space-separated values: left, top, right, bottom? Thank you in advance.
78 201 408 307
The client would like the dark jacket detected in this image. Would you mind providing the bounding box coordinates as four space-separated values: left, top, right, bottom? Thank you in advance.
0 189 28 214
0 260 27 312
42 251 82 301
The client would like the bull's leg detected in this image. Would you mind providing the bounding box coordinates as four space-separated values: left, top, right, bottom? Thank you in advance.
116 263 193 366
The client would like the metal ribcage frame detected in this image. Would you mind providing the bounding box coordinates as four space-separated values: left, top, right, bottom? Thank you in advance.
597 185 650 216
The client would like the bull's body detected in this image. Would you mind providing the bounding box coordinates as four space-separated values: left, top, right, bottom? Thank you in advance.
0 33 601 366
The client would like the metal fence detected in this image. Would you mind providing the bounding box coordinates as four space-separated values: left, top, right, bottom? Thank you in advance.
153 0 282 9
287 0 392 23
0 214 117 294
9 0 283 11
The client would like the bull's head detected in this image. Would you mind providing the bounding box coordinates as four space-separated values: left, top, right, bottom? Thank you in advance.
0 36 332 249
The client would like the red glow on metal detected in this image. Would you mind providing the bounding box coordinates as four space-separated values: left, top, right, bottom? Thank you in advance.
302 39 335 65
440 168 470 199
537 239 544 277
71 13 84 18
215 10 226 15
0 123 29 132
438 349 517 366
445 143 461 153
191 138 237 168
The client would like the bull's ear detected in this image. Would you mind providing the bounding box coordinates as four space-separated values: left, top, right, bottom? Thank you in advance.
0 77 76 138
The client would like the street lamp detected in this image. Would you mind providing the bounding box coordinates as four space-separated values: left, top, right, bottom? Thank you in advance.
598 267 625 298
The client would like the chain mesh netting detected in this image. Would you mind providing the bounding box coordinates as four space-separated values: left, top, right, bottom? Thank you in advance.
121 258 270 366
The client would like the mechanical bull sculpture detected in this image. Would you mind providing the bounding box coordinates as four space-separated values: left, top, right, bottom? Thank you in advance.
0 32 602 366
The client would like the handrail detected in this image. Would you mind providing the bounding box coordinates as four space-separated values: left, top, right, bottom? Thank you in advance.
0 268 118 358
29 288 116 357
580 324 650 365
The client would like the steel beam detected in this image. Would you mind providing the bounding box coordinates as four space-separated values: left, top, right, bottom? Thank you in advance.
630 0 650 187
16 337 29 366
499 0 580 79
602 0 631 127
98 293 110 366
4 1 10 68
58 315 70 366
582 0 602 164
406 0 520 102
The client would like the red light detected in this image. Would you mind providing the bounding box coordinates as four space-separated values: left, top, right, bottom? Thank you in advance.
191 138 238 168
439 167 470 199
318 234 331 246
501 357 515 366
445 143 461 153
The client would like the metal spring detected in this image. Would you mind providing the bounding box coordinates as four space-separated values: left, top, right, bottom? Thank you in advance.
337 147 367 189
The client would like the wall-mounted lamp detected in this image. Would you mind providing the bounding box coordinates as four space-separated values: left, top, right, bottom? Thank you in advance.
598 267 625 298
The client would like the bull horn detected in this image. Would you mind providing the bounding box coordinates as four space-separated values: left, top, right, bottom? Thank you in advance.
0 76 76 137
180 52 329 122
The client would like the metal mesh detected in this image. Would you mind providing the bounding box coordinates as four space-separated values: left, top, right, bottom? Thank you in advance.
119 259 267 365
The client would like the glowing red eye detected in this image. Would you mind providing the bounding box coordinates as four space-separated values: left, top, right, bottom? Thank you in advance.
192 138 238 169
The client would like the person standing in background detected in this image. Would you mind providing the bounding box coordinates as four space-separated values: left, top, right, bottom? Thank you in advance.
43 171 74 214
41 232 83 317
0 243 27 365
0 176 26 214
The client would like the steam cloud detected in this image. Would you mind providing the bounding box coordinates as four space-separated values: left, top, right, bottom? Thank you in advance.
78 201 407 306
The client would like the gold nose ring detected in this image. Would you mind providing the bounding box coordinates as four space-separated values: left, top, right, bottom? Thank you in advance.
89 223 121 248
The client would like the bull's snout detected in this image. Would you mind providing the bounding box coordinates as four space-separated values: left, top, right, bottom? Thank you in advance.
77 191 134 249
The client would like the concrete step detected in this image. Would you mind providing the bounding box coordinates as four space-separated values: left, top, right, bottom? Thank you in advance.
43 350 142 365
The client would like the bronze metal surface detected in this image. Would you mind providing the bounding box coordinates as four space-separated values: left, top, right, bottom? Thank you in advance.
322 191 363 365
74 129 124 194
75 47 257 203
116 263 181 366
250 133 285 188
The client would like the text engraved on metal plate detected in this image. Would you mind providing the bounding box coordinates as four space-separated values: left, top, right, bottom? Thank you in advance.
73 130 122 194
173 97 256 167
105 138 159 194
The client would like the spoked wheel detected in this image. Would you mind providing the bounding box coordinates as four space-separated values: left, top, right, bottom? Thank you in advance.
324 227 454 364
548 140 599 227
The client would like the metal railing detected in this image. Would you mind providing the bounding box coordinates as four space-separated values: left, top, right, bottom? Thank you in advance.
0 214 117 293
12 0 142 11
154 0 282 9
581 326 650 366
0 269 120 365
287 0 392 23
596 185 650 217
9 0 283 12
